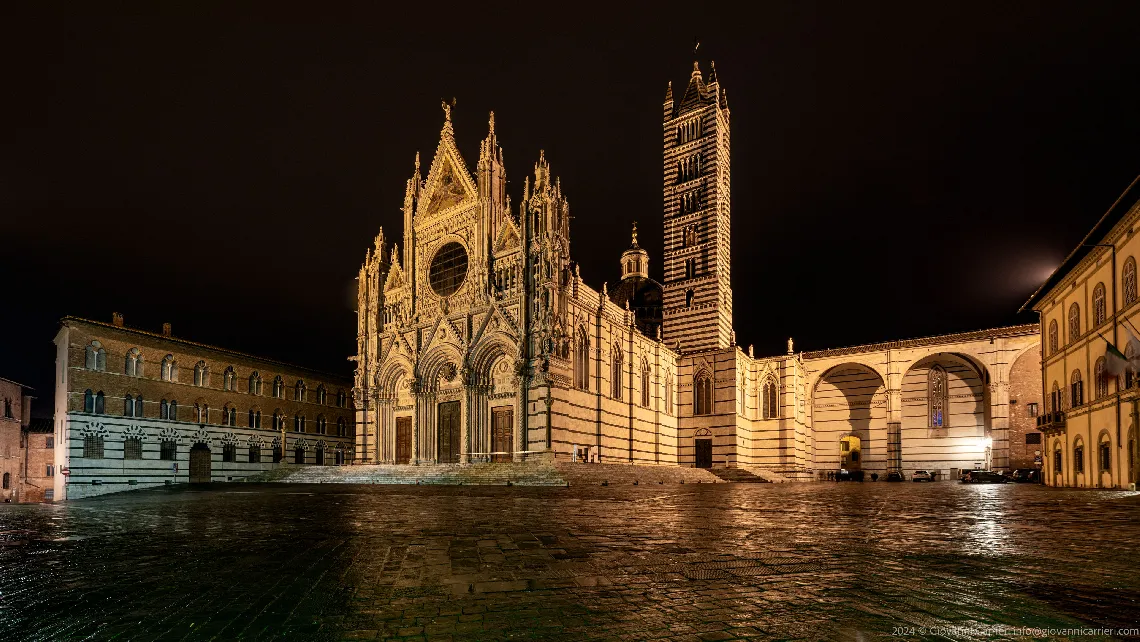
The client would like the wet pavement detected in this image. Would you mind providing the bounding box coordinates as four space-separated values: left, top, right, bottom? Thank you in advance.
1 482 1139 641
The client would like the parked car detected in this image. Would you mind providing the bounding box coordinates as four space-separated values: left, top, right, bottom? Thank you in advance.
961 470 1009 484
1010 469 1041 483
886 471 904 482
912 470 933 482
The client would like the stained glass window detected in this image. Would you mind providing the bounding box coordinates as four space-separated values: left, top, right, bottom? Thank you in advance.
929 365 948 427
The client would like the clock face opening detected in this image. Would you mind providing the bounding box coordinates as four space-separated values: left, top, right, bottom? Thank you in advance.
428 241 469 297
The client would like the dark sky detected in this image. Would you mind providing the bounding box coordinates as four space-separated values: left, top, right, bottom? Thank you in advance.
4 3 1140 414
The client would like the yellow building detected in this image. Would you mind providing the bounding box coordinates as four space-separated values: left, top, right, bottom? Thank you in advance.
1022 175 1140 489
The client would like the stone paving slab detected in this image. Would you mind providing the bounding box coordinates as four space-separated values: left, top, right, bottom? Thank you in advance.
0 483 1138 641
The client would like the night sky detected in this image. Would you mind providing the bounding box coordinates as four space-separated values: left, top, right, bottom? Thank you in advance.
5 3 1140 414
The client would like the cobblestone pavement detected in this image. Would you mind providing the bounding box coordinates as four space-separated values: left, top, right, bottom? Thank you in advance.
2 482 1139 641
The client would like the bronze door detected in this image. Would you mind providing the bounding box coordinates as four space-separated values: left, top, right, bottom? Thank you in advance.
491 406 513 463
437 401 461 463
396 416 412 464
189 443 212 483
695 439 712 469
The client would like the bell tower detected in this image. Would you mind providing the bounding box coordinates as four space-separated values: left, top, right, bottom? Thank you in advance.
661 61 733 352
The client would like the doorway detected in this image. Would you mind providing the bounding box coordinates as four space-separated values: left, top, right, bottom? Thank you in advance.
491 406 513 463
695 438 712 468
396 416 412 464
437 401 461 463
840 435 862 470
189 443 211 483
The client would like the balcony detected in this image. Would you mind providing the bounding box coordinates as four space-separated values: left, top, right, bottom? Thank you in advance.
1036 411 1066 433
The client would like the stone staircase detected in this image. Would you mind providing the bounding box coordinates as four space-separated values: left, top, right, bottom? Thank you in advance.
270 462 566 486
706 467 771 483
555 462 724 486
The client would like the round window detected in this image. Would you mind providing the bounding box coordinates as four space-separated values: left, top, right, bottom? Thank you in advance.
428 241 469 297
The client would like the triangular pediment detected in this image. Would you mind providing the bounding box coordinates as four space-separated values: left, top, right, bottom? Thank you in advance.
384 261 405 292
493 218 521 254
418 131 477 219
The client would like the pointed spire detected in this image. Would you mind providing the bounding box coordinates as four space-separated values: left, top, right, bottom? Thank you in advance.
414 151 421 176
665 81 673 102
488 110 495 135
708 60 718 84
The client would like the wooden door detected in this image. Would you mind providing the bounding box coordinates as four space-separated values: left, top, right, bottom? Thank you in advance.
695 438 712 469
189 443 212 483
437 401 461 463
396 416 412 464
491 406 513 463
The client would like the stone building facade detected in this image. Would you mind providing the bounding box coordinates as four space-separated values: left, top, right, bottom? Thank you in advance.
0 377 34 502
52 316 355 500
1023 175 1140 489
350 61 1041 479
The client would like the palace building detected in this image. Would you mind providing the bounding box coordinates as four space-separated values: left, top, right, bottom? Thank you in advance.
52 315 355 500
351 61 1042 480
1023 174 1140 489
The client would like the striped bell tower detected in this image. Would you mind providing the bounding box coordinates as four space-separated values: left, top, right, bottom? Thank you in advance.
661 61 733 352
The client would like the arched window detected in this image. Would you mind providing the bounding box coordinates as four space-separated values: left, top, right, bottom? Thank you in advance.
135 394 143 418
1125 256 1137 306
317 414 327 435
160 399 169 419
84 389 94 413
665 374 674 415
1073 438 1085 474
929 365 948 427
1068 303 1080 344
125 348 141 376
1099 433 1112 472
611 344 623 400
1070 369 1084 407
295 380 306 402
273 376 284 399
2 472 8 489
161 355 176 382
1050 381 1062 412
249 372 262 395
194 361 208 387
686 289 695 307
254 410 262 428
336 389 347 408
223 367 236 392
641 359 651 408
694 372 713 415
1095 357 1108 399
574 327 590 391
1048 320 1059 355
316 385 327 405
272 410 282 431
1093 283 1107 327
337 417 347 437
124 394 133 417
94 391 105 414
1128 343 1137 390
763 377 779 419
195 402 209 424
1053 440 1063 475
85 341 107 371
295 415 306 433
169 399 178 421
249 409 256 428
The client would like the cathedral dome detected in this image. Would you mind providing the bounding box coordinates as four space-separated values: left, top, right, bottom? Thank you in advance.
610 223 663 337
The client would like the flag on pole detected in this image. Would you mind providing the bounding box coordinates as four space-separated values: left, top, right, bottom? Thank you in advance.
1123 323 1140 371
1102 333 1129 377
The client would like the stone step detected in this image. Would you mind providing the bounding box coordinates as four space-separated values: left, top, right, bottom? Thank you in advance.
706 467 771 483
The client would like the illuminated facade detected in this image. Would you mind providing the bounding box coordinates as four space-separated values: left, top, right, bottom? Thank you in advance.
1024 175 1140 489
352 62 1041 479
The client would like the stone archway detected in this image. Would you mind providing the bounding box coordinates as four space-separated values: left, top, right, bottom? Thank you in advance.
811 364 886 474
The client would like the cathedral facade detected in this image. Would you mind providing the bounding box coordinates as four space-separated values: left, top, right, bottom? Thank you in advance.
352 62 1039 479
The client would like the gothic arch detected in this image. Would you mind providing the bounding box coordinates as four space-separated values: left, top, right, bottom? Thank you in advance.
419 344 464 393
